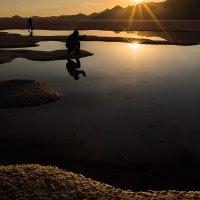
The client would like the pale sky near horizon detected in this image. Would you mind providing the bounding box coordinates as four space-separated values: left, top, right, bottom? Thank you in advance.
0 0 165 17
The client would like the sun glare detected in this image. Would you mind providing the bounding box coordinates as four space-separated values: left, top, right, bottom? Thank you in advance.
125 38 141 49
131 42 140 49
133 0 143 3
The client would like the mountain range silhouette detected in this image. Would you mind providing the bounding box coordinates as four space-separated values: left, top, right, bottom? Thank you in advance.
19 0 200 20
90 0 200 20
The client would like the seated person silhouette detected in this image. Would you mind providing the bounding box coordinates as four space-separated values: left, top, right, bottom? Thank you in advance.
66 59 86 80
66 30 86 54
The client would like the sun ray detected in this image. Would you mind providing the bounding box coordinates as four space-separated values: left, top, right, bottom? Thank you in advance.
128 5 137 30
142 3 174 43
138 4 144 21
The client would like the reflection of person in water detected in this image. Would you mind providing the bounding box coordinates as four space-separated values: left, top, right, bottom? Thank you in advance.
27 17 33 36
66 29 86 54
28 29 33 36
66 59 86 80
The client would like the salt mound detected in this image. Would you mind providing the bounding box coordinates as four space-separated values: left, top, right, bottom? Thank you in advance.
0 80 63 108
0 164 200 200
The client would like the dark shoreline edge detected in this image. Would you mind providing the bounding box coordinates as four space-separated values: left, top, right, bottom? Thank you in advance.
1 19 200 32
0 48 93 64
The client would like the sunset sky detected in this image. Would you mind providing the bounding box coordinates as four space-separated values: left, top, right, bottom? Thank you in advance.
0 0 165 17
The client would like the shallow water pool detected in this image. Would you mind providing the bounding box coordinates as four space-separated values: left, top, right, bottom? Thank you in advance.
1 29 165 41
1 41 200 190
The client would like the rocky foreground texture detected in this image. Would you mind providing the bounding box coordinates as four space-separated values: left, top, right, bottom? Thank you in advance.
0 80 62 108
0 164 200 200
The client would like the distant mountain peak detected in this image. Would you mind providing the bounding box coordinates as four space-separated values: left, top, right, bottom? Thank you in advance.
110 5 123 12
12 15 23 19
113 5 123 9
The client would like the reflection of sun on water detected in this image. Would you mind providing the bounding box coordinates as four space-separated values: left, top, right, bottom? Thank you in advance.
131 42 140 49
126 38 141 49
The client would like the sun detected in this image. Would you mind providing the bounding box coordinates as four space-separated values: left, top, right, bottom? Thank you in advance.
133 0 143 3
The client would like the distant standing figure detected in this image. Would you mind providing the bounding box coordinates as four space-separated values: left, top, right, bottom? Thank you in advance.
27 17 33 30
66 59 86 80
66 29 86 54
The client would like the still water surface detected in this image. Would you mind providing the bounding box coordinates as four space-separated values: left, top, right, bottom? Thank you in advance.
1 41 200 146
1 29 165 41
3 29 200 43
1 41 200 189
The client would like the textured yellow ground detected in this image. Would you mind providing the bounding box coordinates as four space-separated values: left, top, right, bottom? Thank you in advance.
0 80 63 108
0 164 200 200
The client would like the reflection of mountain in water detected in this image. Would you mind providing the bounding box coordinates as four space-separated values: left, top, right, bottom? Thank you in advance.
113 31 166 41
118 31 200 43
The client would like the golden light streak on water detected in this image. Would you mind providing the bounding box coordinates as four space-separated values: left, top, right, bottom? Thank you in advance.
125 38 142 49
